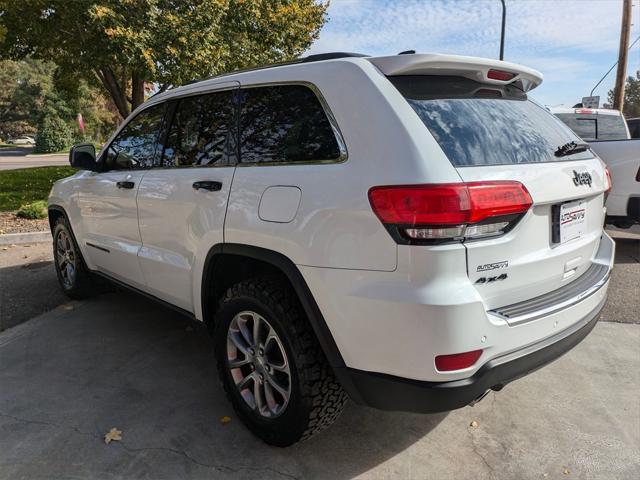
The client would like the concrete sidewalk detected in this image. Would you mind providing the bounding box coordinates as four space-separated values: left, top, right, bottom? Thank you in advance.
0 291 638 480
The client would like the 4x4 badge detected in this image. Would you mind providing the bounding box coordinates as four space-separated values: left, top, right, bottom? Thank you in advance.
572 170 592 187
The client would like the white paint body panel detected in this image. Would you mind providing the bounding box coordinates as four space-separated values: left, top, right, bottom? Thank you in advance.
136 166 236 312
589 139 640 218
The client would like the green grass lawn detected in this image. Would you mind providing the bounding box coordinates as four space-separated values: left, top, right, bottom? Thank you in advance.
0 166 76 211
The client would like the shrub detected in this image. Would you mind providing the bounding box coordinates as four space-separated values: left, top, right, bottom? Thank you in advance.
34 115 72 153
16 200 48 219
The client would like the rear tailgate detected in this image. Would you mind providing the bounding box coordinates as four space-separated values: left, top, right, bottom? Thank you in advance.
457 159 607 310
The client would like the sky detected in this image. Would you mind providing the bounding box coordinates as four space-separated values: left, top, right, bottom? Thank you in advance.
307 0 640 107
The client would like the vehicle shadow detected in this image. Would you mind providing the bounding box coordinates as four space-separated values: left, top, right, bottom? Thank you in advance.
611 237 640 264
0 290 446 480
0 260 66 331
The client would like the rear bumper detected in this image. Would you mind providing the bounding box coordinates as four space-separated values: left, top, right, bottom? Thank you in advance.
340 295 605 413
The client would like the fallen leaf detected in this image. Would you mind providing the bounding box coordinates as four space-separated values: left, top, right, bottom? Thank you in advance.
23 255 28 259
2 247 8 251
470 420 478 428
543 474 548 478
62 304 74 311
563 468 571 475
104 427 122 444
220 416 232 425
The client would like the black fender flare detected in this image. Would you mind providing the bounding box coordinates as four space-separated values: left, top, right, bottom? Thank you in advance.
201 243 364 402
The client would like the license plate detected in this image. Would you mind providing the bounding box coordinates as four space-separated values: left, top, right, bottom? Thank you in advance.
556 200 587 244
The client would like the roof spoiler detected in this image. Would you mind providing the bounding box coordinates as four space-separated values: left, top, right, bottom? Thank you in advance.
368 53 543 92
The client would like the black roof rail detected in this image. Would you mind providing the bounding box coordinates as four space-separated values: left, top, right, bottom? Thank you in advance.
300 52 369 62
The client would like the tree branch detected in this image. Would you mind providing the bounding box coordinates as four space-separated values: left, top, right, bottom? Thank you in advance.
95 67 130 119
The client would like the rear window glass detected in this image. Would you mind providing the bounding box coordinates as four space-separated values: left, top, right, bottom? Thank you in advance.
555 113 628 141
597 114 629 140
390 76 593 167
555 114 596 140
628 119 640 139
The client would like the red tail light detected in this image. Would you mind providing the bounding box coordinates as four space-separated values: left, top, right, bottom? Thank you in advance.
604 166 612 199
368 181 532 243
435 350 483 371
487 69 516 81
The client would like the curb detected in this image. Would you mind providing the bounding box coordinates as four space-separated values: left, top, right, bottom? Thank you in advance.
0 231 51 245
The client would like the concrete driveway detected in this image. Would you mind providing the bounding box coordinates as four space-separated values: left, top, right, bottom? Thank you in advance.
0 147 68 170
0 229 638 479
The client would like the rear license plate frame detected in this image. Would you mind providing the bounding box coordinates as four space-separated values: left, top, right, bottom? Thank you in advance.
552 199 587 244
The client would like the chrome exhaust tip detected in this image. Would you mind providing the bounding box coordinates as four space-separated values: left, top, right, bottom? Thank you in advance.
469 389 491 407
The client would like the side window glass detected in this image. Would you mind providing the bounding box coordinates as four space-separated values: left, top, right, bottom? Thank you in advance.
163 90 236 167
103 104 166 170
239 85 341 164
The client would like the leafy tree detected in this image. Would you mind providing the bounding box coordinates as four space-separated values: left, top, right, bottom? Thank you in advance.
34 114 73 153
608 71 640 118
0 59 117 141
0 0 328 120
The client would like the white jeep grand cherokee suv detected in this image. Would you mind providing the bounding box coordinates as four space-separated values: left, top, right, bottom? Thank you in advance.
48 52 615 446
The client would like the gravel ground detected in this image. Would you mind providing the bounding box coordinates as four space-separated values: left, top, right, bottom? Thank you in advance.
0 211 48 235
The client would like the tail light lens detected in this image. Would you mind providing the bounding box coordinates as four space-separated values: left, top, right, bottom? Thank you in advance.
368 181 532 243
604 166 612 200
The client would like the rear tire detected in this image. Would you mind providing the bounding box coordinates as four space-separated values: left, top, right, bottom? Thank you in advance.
213 276 347 446
52 217 98 299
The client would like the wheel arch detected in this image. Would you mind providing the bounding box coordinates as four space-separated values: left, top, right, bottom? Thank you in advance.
47 204 67 233
200 244 350 375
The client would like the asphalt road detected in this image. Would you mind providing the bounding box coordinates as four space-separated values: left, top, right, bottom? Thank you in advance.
0 228 638 479
0 148 68 170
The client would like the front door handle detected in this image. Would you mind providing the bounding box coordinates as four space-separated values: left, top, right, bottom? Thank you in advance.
116 181 135 189
193 180 222 192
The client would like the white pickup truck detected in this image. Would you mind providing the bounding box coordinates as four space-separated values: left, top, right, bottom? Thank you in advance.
552 107 640 228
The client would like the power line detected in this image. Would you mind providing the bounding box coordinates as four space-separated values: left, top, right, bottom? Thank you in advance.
590 34 640 97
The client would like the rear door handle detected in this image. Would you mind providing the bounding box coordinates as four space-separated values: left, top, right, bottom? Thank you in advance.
116 181 135 189
193 181 222 192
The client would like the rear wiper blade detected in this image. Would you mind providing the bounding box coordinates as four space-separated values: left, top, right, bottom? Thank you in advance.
554 141 590 157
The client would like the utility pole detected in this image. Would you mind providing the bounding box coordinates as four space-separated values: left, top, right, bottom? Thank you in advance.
499 0 506 60
613 0 632 111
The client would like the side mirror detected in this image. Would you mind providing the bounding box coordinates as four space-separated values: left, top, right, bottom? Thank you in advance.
69 143 98 171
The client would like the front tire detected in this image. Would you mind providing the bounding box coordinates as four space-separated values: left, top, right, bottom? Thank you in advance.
213 277 347 446
52 217 96 299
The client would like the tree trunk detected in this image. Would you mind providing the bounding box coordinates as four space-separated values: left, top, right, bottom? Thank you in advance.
95 67 130 119
131 72 145 111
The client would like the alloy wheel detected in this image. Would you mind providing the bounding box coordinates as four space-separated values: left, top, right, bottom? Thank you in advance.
226 310 292 418
56 230 76 289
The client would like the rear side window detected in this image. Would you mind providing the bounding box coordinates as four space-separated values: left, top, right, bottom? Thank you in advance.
103 104 166 170
239 85 341 164
163 90 236 167
390 76 593 167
